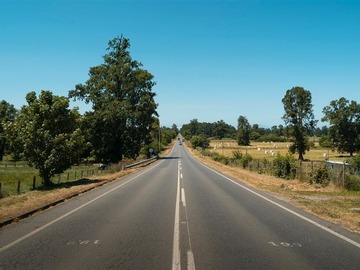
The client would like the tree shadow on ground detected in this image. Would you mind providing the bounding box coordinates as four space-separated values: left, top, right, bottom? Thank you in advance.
37 178 103 190
161 156 180 160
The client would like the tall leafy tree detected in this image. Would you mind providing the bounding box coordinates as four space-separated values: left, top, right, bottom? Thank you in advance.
322 97 360 156
4 91 87 185
69 35 158 163
282 86 317 161
237 115 251 145
0 100 17 160
213 120 236 139
171 123 179 135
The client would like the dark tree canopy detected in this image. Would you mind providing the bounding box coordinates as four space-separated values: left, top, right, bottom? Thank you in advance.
237 115 251 146
282 86 317 161
4 91 87 185
0 100 17 161
69 35 158 163
180 119 236 140
322 97 360 156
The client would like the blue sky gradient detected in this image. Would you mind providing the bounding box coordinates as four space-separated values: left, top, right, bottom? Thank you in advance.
1 0 359 128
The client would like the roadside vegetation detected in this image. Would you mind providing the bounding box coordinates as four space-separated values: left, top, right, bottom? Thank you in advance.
186 144 360 234
0 35 179 199
180 87 360 232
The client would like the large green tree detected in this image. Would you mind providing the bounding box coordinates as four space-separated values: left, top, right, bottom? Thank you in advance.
0 100 17 160
4 91 87 185
282 86 317 161
322 97 360 156
237 115 251 145
69 35 158 163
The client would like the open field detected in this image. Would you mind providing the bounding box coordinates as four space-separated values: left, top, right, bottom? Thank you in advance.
209 140 350 162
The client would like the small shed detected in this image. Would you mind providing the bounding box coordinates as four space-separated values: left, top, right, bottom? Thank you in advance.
325 160 351 186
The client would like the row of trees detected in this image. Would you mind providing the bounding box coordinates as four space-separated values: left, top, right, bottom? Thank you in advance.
0 35 162 185
182 87 360 161
180 119 237 140
281 87 360 160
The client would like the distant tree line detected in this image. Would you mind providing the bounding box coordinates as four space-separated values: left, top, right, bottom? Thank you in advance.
181 86 360 161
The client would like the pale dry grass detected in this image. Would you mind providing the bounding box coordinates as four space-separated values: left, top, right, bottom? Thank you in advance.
210 140 350 162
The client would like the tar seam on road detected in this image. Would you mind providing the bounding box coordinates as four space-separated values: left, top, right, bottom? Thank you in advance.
186 147 360 249
0 160 165 254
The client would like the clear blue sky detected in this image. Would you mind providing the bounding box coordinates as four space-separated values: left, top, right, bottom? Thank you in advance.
1 0 359 128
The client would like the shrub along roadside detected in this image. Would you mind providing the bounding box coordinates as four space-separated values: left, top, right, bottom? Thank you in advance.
309 166 331 187
198 147 360 191
272 153 297 180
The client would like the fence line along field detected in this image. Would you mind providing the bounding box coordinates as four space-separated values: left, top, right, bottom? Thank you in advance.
0 162 105 197
209 140 347 162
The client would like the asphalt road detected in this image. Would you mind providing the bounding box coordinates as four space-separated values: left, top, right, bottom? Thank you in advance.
1 142 360 269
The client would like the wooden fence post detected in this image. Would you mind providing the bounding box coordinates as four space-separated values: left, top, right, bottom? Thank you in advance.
342 162 345 188
33 176 36 190
17 178 21 194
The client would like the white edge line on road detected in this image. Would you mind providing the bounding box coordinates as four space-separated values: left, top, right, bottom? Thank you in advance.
172 161 181 270
0 159 165 254
190 152 360 249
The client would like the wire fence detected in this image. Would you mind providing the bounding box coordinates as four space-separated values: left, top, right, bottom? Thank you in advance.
198 148 360 189
0 167 105 197
0 157 158 198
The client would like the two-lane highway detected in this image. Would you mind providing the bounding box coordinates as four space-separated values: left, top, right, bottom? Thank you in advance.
1 142 360 269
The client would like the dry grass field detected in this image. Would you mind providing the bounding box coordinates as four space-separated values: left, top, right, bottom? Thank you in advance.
209 140 349 162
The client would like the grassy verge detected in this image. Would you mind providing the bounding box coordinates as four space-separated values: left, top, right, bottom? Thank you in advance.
0 164 103 197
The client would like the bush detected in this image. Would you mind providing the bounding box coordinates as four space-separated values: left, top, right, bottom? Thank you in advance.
190 135 210 149
240 153 253 169
345 175 360 191
212 153 230 165
309 166 331 186
319 136 332 148
349 154 360 174
231 150 242 160
272 153 297 179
